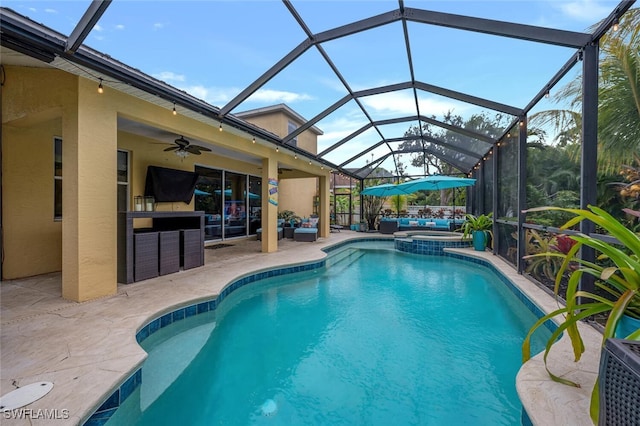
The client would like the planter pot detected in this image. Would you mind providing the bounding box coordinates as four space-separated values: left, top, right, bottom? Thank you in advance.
598 338 640 425
615 314 640 339
472 230 487 251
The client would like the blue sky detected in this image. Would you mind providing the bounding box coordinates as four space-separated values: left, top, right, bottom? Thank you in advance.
4 0 624 172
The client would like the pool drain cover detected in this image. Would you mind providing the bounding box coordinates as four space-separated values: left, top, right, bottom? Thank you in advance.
0 382 54 412
260 399 277 416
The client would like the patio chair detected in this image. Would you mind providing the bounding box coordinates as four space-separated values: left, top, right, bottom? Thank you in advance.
294 217 318 242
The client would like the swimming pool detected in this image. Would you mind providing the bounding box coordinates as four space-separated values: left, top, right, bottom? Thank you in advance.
105 244 550 425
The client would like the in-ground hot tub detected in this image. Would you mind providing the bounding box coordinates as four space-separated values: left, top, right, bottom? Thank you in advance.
394 230 472 255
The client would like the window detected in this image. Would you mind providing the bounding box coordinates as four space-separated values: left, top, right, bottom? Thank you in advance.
287 121 298 147
117 150 130 212
54 137 62 220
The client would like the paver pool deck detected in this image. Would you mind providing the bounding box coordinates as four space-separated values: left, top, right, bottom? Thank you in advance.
1 232 601 425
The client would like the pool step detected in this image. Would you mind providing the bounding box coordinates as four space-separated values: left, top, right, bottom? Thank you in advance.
325 247 367 272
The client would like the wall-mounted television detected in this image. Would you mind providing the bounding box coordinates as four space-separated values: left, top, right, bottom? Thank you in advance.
144 166 199 203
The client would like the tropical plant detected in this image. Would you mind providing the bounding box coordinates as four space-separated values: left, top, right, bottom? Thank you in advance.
530 8 640 175
459 212 493 239
362 195 385 231
523 230 562 282
391 194 406 216
522 205 640 423
278 210 300 224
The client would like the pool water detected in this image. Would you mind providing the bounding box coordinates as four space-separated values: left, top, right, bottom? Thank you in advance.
107 247 550 425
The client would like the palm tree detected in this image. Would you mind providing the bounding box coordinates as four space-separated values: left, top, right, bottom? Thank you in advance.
530 8 640 174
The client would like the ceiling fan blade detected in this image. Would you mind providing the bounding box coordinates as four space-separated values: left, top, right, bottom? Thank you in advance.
164 146 179 151
192 145 211 152
174 136 189 147
185 146 202 155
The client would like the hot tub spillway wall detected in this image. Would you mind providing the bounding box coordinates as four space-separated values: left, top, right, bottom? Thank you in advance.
394 231 472 255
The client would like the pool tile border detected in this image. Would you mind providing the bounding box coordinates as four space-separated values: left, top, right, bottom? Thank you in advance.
82 259 325 425
396 237 472 255
84 240 552 425
444 252 556 333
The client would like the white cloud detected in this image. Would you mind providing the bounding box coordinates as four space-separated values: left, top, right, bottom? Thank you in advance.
153 23 164 30
554 0 613 22
247 89 313 104
169 85 235 107
178 86 314 107
359 91 464 118
418 97 468 117
318 76 349 94
115 24 125 30
153 71 186 83
185 85 212 102
94 24 103 32
44 8 57 14
360 92 416 116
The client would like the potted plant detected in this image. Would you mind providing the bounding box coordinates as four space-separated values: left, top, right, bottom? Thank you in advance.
278 210 300 227
521 205 640 423
459 212 493 251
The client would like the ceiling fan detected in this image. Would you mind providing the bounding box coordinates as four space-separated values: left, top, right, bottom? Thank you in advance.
164 136 212 157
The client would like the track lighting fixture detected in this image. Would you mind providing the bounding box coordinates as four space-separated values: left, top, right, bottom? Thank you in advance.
97 78 103 94
219 123 223 132
252 137 256 144
172 102 177 115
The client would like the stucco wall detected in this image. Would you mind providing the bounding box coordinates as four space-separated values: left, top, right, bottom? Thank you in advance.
2 67 75 279
238 110 317 154
2 64 327 293
239 110 319 218
278 178 317 218
3 120 63 278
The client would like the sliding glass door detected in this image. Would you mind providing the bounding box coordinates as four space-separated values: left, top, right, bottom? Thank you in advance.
196 166 260 241
195 166 223 240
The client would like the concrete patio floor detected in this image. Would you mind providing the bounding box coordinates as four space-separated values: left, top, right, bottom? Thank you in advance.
1 231 602 425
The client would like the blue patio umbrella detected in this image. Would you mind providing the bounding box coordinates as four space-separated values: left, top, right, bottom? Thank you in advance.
194 189 211 196
396 175 476 193
361 183 411 197
397 176 476 220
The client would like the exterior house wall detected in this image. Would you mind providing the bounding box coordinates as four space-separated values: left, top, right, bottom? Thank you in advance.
238 109 319 219
3 119 64 278
2 67 74 279
2 65 327 300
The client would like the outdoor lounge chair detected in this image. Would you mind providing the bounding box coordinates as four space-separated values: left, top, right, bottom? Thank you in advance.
294 217 318 242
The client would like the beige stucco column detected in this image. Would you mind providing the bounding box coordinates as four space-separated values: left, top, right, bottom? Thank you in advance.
261 157 279 253
319 174 330 238
61 78 117 301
